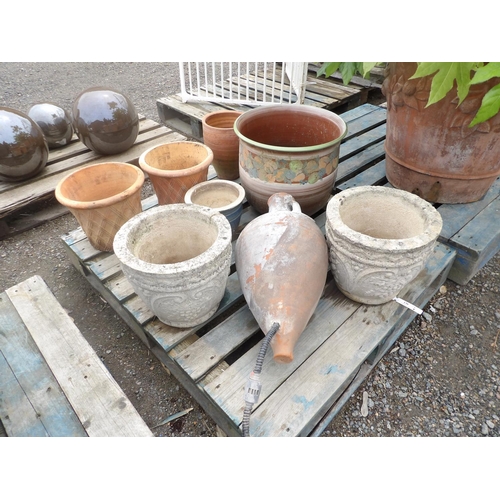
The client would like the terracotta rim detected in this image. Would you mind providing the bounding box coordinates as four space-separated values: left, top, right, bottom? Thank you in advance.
184 180 246 211
202 110 243 130
55 162 144 210
234 104 347 153
138 141 213 178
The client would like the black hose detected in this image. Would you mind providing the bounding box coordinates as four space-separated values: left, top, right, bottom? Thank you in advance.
242 322 280 437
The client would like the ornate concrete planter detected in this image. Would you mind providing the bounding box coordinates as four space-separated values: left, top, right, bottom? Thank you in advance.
325 186 442 304
113 204 232 328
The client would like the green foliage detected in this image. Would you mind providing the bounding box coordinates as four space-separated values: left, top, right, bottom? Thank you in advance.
316 62 379 85
317 61 500 126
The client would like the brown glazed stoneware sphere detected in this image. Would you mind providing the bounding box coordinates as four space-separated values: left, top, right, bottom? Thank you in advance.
28 102 74 149
72 87 139 155
0 106 49 182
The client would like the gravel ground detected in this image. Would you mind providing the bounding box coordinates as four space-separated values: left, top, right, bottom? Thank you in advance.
1 62 499 440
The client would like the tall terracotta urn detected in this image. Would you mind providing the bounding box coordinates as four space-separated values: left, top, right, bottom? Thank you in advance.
234 104 347 216
202 110 242 180
382 62 500 204
139 141 213 204
55 162 144 252
235 192 329 363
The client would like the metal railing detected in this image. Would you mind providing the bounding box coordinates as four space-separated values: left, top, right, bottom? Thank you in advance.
178 62 308 106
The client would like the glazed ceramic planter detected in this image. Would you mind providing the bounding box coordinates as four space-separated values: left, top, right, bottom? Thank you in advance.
0 107 49 182
113 204 232 328
234 104 347 216
235 192 329 363
139 141 213 205
202 110 243 180
325 186 442 305
382 62 500 203
55 162 144 252
184 179 246 233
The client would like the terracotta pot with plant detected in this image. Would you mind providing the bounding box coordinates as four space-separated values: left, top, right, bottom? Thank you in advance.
317 62 500 204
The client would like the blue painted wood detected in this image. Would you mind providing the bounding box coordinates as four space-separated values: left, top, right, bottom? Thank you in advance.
0 292 87 437
337 160 387 191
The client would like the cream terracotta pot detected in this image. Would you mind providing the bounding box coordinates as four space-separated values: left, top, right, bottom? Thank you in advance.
139 141 213 205
55 162 144 252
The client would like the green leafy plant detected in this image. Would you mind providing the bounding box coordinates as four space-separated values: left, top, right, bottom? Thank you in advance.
316 62 500 126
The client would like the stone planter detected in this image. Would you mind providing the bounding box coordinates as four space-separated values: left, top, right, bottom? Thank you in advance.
55 162 144 252
202 110 242 180
113 204 232 328
325 186 442 304
139 141 213 205
184 179 246 233
234 104 347 216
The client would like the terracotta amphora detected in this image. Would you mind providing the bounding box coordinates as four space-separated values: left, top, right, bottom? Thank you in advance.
235 192 329 363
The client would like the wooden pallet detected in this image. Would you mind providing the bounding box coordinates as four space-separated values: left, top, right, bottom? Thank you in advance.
60 104 462 436
156 66 382 141
0 116 186 239
0 275 153 437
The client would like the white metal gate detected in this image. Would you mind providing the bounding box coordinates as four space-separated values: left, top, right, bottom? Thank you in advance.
178 62 308 106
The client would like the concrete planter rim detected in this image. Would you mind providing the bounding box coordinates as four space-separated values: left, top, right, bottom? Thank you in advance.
184 179 246 212
234 104 348 153
326 186 443 251
113 203 232 276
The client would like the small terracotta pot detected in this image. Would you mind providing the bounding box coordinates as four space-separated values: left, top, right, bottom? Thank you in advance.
202 110 243 180
139 141 213 205
55 162 144 252
184 179 246 233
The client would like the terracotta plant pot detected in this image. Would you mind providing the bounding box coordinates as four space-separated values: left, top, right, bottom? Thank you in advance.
325 186 442 305
55 162 144 252
184 179 246 233
234 104 347 216
235 192 329 363
113 204 232 328
0 106 49 182
382 62 500 204
139 141 213 205
202 110 243 180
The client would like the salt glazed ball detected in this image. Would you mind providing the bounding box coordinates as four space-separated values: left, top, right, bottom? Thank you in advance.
28 102 74 149
0 106 49 182
72 87 139 155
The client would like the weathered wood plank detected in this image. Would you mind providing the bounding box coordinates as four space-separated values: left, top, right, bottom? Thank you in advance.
438 176 500 241
446 196 500 284
5 276 153 437
0 291 87 437
202 279 361 428
336 160 387 191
